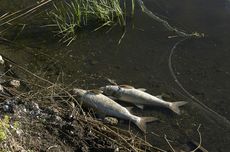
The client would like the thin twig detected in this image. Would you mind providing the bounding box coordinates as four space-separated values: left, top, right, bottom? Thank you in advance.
0 0 53 27
4 58 87 117
190 124 202 152
118 28 126 45
80 117 139 152
164 134 176 152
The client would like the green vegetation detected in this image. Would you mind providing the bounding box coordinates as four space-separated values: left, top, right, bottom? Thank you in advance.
0 115 19 142
0 115 10 142
48 0 128 45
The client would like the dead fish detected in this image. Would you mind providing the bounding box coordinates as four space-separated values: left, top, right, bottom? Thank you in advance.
100 85 187 115
72 88 157 132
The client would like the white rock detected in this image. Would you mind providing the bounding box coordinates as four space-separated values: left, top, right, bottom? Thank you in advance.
0 84 3 92
0 55 4 65
10 80 20 88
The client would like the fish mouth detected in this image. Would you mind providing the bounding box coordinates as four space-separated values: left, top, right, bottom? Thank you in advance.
99 87 105 91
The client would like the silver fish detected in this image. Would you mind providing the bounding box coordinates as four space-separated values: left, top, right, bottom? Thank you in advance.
73 88 157 132
100 85 188 115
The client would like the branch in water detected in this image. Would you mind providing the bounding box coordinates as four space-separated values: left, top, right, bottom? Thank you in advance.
135 0 204 38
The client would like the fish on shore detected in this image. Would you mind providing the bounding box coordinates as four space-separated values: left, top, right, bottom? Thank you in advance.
100 85 188 115
72 88 157 132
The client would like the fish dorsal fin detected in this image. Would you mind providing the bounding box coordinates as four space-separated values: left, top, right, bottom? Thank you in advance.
156 93 170 100
135 104 144 109
119 84 134 89
88 89 103 94
156 95 163 100
137 88 146 92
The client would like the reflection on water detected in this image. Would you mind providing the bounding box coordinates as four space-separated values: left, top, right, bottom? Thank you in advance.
1 0 230 151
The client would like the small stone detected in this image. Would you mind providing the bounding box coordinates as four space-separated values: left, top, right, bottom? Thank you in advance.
0 84 3 92
16 129 23 136
69 102 75 108
3 105 10 112
104 117 118 125
55 116 62 122
52 108 59 114
10 80 20 88
0 55 4 65
29 102 41 116
32 102 40 111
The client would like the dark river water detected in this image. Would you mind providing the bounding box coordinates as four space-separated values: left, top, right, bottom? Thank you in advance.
1 0 230 151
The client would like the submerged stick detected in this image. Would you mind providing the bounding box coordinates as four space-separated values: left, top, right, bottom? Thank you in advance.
164 134 176 152
190 124 203 152
135 0 204 38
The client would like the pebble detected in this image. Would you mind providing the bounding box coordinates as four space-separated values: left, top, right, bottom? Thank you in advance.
9 80 20 88
0 55 4 64
3 104 10 112
0 84 3 92
104 117 118 125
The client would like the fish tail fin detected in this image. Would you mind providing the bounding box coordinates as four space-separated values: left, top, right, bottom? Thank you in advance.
135 117 158 133
169 101 188 115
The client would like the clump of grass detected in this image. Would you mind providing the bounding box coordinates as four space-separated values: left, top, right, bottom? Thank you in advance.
48 0 127 45
0 115 20 142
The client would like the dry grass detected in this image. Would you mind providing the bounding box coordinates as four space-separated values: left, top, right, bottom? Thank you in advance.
0 57 165 152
